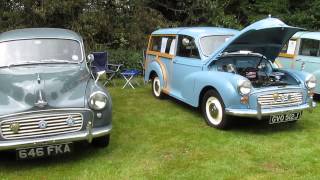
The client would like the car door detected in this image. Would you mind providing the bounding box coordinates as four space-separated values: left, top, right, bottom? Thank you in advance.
170 35 203 102
146 35 177 92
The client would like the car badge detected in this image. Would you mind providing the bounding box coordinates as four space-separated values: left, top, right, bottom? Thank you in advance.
9 122 20 134
280 94 289 102
66 116 75 126
38 120 47 129
34 90 48 108
273 93 279 101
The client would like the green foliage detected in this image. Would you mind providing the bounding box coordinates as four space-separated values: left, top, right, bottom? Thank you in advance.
1 0 320 69
108 49 143 70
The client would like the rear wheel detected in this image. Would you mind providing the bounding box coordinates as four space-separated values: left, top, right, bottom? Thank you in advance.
152 75 164 99
92 134 110 148
201 90 231 129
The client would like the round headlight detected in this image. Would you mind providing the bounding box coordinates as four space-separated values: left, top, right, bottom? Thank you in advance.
305 75 316 89
238 80 252 95
88 91 108 110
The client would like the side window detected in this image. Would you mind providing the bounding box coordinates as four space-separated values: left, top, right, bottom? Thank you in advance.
177 35 200 59
149 36 176 55
299 38 320 57
150 36 162 52
280 39 297 56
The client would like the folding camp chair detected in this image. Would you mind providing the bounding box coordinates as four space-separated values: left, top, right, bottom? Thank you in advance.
92 52 122 86
121 69 141 89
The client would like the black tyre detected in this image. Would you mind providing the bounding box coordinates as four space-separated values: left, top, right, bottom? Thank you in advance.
151 75 165 99
201 90 231 129
92 134 110 148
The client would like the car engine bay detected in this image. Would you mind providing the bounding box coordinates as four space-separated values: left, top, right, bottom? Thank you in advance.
214 53 299 88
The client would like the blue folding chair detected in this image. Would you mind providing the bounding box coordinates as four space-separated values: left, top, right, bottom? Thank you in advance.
121 69 141 89
91 52 122 86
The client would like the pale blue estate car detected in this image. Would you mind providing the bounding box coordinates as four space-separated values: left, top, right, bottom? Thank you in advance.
144 18 317 129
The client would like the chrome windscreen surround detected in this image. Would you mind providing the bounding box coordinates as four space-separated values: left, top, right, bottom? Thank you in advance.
0 112 84 140
257 92 303 109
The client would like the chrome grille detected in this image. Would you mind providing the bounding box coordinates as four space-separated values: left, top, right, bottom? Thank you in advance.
0 113 83 140
258 92 303 109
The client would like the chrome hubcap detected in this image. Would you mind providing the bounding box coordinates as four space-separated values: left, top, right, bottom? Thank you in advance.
205 97 223 125
209 104 219 119
153 77 161 97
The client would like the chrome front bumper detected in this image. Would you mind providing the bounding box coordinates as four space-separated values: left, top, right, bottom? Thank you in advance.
0 123 112 151
225 101 317 120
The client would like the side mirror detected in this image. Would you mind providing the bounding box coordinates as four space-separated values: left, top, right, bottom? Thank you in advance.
87 54 94 63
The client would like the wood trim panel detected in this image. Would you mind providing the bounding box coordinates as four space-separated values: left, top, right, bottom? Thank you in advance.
146 50 174 59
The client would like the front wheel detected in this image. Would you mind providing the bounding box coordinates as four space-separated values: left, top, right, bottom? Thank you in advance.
201 90 231 129
152 75 165 99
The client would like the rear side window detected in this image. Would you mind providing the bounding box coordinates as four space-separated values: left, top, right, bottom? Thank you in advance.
299 38 320 57
149 36 176 55
280 39 297 56
177 35 200 59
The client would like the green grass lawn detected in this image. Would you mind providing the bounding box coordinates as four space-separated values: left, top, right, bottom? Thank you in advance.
0 82 319 179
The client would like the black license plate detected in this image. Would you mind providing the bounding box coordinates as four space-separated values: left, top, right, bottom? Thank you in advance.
269 112 302 124
16 143 73 160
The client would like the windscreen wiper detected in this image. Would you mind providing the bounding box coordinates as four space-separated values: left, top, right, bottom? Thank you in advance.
40 59 79 64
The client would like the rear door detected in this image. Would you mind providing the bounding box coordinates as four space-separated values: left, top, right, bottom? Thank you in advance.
146 35 177 93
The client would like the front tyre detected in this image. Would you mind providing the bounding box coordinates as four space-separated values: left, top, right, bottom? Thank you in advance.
152 76 165 99
92 134 110 148
201 90 230 129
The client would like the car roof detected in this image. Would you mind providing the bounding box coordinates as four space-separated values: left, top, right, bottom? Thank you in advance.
0 28 82 42
152 27 239 39
293 31 320 41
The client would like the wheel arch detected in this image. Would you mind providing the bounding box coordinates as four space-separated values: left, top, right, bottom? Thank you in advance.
149 70 157 80
199 86 221 108
145 61 165 88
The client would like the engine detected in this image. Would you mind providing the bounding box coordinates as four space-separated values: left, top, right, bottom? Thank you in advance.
215 54 299 88
238 67 288 87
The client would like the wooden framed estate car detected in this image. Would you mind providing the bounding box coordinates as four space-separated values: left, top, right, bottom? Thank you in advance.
0 28 112 159
276 32 320 94
144 18 317 129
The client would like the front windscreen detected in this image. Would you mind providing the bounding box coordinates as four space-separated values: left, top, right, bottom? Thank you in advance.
200 35 233 56
0 39 82 67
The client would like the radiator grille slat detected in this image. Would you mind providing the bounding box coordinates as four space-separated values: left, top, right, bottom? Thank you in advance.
0 113 83 140
258 92 303 109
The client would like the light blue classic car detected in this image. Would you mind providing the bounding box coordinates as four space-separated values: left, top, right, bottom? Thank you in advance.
0 28 112 159
276 31 320 94
144 18 317 129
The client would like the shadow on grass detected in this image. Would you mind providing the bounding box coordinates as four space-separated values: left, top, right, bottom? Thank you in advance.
164 93 304 134
313 94 320 101
229 116 303 134
0 142 111 167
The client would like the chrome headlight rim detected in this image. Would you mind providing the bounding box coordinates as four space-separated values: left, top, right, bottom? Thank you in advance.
88 91 108 110
305 74 316 89
238 79 252 96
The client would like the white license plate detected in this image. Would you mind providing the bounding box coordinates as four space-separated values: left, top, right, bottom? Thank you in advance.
16 143 72 160
269 112 302 124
